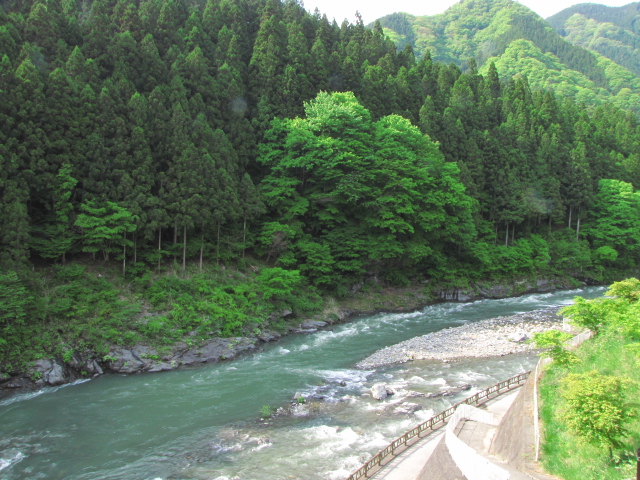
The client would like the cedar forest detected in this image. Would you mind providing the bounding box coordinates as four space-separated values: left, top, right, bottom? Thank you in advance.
1 0 640 369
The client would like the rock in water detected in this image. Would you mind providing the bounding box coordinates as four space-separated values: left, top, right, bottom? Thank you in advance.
371 383 388 400
508 332 528 343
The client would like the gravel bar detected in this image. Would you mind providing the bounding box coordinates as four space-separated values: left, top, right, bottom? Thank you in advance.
357 307 563 369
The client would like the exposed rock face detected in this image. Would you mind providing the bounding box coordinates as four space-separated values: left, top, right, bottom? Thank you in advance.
437 277 575 302
1 335 269 394
32 359 67 386
106 337 260 374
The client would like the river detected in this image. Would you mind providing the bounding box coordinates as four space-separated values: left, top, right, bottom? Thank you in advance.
0 286 605 480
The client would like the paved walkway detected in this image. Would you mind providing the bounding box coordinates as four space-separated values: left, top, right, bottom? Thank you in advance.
370 389 522 480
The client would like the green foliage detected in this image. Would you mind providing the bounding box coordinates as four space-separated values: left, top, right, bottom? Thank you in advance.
2 0 640 370
378 0 640 114
532 329 578 366
540 282 640 478
583 179 640 270
561 296 608 335
561 371 633 454
75 201 138 262
259 91 474 287
259 405 273 418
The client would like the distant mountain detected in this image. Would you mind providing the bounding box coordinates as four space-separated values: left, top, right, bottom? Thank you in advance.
374 0 640 113
547 3 640 76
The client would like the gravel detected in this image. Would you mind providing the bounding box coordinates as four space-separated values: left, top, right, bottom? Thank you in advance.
357 307 563 369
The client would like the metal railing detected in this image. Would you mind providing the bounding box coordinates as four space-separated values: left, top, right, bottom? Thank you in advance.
345 372 531 480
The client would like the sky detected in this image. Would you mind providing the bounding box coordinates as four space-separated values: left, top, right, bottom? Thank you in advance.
304 0 634 24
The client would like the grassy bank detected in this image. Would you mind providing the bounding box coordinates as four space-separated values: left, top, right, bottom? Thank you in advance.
0 260 323 374
538 280 640 479
1 255 589 379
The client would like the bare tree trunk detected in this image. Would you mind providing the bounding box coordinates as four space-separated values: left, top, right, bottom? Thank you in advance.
157 226 162 269
123 232 127 276
576 216 581 241
182 224 187 271
494 224 498 246
242 217 247 258
568 206 572 230
512 222 515 245
174 223 178 263
505 222 509 247
199 231 204 271
216 221 221 266
62 252 66 265
133 233 137 264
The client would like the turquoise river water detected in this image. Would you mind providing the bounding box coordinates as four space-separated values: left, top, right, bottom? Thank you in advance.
0 286 605 480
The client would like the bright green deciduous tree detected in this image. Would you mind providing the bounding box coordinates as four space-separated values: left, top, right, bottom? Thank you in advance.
531 329 578 366
561 371 633 457
75 201 138 274
259 91 475 286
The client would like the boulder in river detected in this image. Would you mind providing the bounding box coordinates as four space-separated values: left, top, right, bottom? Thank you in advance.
371 383 388 400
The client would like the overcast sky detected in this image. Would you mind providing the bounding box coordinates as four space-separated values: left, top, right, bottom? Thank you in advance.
304 0 634 24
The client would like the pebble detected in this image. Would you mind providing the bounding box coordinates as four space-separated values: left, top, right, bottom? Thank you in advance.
356 307 562 369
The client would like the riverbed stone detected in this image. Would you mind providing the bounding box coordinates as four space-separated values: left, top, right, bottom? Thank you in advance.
357 307 563 369
371 383 388 400
393 402 423 415
148 363 174 373
508 332 528 342
301 320 328 330
257 330 281 343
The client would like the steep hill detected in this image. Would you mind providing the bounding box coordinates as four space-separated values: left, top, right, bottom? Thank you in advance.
547 3 640 76
375 0 640 113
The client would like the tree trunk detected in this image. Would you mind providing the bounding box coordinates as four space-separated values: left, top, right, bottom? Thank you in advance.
505 222 509 247
576 216 581 241
157 226 162 269
182 224 187 271
216 221 221 266
174 223 178 263
512 222 515 245
242 217 247 258
62 252 66 265
133 233 137 264
568 206 572 230
199 230 204 271
123 232 127 276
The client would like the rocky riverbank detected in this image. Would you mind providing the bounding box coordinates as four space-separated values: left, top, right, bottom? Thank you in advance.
357 307 564 369
0 318 335 394
0 276 580 396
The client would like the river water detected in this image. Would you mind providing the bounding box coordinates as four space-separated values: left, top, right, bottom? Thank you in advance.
0 286 605 480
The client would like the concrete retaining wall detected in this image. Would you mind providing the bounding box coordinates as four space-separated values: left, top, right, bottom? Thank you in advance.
445 405 509 480
489 374 535 469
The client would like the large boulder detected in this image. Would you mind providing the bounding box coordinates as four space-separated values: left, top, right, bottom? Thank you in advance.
31 359 68 386
371 383 388 401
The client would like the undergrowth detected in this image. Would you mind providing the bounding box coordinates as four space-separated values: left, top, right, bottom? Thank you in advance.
0 260 322 372
539 333 640 479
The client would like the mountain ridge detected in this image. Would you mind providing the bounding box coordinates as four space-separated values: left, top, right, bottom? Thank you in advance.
374 0 640 113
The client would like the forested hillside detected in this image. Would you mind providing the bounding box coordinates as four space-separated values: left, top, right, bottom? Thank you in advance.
375 0 640 114
1 0 640 369
548 3 640 76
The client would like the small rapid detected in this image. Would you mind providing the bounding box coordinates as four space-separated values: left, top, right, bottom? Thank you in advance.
0 286 605 479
